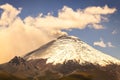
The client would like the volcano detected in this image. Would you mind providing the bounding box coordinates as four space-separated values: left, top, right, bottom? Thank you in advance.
0 35 120 80
24 35 120 66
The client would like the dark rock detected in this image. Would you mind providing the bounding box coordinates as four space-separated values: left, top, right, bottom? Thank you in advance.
9 56 26 65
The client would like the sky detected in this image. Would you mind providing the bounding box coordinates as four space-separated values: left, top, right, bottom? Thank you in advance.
0 0 120 64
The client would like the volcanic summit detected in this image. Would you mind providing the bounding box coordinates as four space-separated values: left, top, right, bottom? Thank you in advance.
24 35 120 66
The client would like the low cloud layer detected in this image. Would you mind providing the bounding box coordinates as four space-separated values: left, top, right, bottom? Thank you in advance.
0 4 116 64
94 38 115 48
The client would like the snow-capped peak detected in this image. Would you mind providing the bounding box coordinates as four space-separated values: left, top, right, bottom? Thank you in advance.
24 35 120 66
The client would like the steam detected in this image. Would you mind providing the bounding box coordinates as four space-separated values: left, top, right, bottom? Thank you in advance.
0 4 116 64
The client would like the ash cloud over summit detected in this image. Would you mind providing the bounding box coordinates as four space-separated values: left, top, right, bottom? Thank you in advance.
0 3 116 64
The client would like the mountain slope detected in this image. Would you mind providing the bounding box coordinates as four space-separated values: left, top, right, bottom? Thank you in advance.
24 35 120 66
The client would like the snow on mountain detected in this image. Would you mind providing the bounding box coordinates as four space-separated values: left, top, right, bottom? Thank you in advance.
24 35 120 66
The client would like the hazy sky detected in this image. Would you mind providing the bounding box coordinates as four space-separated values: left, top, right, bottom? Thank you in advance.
0 0 120 64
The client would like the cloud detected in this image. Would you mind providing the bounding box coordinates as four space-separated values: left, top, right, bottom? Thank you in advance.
94 38 115 48
0 4 116 64
84 5 116 15
107 42 115 47
24 5 116 31
0 4 53 64
112 30 117 35
94 38 107 48
0 3 22 27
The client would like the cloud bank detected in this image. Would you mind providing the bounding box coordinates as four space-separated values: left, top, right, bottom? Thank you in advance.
0 4 116 64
